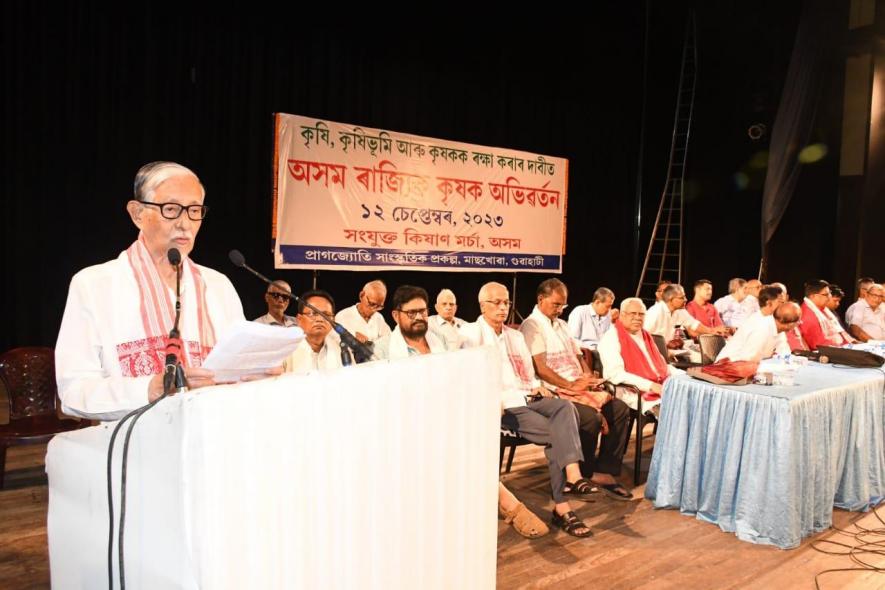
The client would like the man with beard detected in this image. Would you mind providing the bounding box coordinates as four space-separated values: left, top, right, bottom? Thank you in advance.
374 285 446 360
283 290 342 373
520 279 632 501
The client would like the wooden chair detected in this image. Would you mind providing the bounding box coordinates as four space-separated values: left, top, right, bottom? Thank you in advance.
0 347 91 488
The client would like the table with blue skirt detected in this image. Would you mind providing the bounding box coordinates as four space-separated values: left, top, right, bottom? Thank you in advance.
644 362 885 549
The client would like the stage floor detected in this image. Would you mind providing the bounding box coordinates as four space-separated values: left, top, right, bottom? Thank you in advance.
1 434 883 589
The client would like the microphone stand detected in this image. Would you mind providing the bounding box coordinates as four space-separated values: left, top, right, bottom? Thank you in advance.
163 254 188 395
229 250 374 363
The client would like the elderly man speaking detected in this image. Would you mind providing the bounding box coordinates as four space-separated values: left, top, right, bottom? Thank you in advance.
55 162 247 421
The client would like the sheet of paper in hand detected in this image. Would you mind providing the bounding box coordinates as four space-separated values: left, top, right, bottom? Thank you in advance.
202 320 304 382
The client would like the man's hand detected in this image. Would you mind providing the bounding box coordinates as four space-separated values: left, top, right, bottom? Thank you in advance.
666 337 684 350
570 374 603 391
649 382 663 395
240 366 285 382
531 386 555 398
354 332 369 344
148 367 217 402
610 309 619 323
713 326 729 336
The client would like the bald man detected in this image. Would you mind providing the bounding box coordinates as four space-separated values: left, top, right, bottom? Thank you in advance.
334 279 392 345
254 279 297 327
427 288 465 350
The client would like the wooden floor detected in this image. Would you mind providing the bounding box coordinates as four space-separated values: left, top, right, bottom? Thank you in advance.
1 435 884 589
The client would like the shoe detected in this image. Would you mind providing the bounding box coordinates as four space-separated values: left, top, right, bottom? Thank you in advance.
499 502 549 538
550 509 593 538
596 482 633 501
562 478 598 502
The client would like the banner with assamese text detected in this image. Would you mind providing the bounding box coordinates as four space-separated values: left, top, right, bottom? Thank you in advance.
272 113 568 272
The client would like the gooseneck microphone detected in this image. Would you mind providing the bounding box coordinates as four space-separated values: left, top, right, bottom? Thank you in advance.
163 248 188 395
228 249 373 363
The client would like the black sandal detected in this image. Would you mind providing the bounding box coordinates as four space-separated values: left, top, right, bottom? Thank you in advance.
597 482 633 501
551 509 593 538
563 478 598 501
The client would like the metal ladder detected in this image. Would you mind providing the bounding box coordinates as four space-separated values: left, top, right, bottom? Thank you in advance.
635 12 697 303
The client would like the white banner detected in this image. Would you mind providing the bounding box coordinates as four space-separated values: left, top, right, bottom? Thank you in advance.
272 113 568 272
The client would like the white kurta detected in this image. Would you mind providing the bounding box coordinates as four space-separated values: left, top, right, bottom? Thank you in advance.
283 336 343 374
334 304 391 342
715 312 790 362
644 301 699 341
254 313 298 327
460 317 538 409
714 294 758 328
845 300 885 340
55 251 245 421
374 326 447 360
427 315 465 351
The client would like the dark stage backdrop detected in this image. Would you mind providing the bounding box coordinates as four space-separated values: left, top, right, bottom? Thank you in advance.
4 2 839 353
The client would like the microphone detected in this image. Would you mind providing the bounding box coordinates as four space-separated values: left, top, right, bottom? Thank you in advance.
228 249 374 363
164 248 188 395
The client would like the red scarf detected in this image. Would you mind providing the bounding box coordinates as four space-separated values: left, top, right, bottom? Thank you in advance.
615 321 668 400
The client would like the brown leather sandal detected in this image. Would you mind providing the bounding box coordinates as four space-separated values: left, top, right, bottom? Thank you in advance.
499 502 549 538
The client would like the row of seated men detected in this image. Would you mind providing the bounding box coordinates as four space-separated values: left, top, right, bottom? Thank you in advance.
254 278 676 539
254 274 884 539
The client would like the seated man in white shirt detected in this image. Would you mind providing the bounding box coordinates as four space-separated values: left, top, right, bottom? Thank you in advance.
847 283 885 342
714 278 756 328
334 280 392 354
427 288 465 351
253 280 298 327
283 290 343 373
598 298 684 413
373 285 446 360
567 287 617 348
716 289 797 362
519 279 632 500
461 281 598 536
645 284 726 350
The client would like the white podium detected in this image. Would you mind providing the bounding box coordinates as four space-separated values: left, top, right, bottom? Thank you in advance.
47 347 501 589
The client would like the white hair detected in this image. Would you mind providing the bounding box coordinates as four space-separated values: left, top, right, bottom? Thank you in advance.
436 288 456 303
619 297 647 313
478 281 508 302
362 280 387 294
133 161 204 202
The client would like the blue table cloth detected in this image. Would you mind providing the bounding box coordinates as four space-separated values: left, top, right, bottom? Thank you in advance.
645 362 885 548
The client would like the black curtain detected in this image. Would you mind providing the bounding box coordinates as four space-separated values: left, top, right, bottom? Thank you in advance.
759 0 842 277
1 3 822 352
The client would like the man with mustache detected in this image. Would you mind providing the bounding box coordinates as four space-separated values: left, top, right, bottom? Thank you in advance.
254 280 298 327
520 278 632 501
55 161 250 421
373 285 446 359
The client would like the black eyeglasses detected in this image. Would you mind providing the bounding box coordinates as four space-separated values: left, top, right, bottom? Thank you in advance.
267 292 290 301
136 199 209 221
397 307 428 319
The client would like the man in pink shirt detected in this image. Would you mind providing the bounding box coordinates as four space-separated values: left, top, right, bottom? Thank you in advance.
685 279 726 330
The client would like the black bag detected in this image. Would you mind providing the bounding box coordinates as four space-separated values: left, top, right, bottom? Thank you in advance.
817 346 885 368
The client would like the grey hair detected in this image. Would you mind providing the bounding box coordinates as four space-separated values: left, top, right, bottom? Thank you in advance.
478 281 508 302
133 161 204 203
592 287 615 303
619 297 647 313
436 288 456 303
362 280 387 294
727 278 746 294
662 284 685 303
